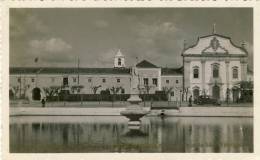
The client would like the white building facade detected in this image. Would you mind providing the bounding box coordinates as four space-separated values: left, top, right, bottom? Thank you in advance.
182 34 248 102
9 51 183 101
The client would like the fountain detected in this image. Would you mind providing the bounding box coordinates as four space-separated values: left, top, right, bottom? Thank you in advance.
120 66 149 129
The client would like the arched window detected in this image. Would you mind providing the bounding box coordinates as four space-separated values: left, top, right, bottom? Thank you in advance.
118 58 121 66
232 67 238 79
212 63 219 78
193 67 199 79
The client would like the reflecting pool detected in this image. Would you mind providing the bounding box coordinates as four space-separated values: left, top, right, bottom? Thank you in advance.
10 116 253 153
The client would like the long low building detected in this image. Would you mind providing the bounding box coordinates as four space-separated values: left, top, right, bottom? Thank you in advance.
9 55 183 102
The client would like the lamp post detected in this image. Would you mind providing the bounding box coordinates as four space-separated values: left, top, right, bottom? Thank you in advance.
180 90 182 107
19 75 22 99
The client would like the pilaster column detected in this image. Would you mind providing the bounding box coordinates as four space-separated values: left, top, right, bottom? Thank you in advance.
158 68 161 91
240 59 247 81
184 59 191 89
201 60 206 92
225 60 230 88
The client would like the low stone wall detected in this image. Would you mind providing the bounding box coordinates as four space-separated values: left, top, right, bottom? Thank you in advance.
10 107 253 117
149 107 253 117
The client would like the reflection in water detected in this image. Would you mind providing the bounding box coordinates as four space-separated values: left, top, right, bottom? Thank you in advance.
10 116 253 153
124 129 148 137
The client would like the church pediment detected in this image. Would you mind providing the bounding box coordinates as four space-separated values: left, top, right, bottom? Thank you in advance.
202 37 228 54
183 34 247 56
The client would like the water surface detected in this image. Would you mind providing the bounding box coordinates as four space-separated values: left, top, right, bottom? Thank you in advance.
10 116 253 153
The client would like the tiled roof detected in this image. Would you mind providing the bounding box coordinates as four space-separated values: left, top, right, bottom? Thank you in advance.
136 60 158 68
10 66 183 75
10 67 131 75
161 67 183 75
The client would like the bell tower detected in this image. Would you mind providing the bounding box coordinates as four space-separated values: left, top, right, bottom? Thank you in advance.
114 49 125 68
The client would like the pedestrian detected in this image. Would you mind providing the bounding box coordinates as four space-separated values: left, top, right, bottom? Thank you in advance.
41 98 45 108
188 95 192 107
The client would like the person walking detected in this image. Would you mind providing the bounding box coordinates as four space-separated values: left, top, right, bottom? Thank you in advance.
188 95 192 107
41 98 45 107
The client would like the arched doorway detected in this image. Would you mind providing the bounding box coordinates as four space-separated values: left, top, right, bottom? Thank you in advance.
232 87 239 103
212 85 220 100
193 88 200 102
32 88 41 100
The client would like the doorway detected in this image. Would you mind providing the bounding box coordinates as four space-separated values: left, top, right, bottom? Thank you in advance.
212 85 220 100
193 88 200 101
232 87 239 103
32 87 41 100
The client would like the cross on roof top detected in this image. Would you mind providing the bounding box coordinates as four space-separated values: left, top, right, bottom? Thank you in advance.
212 23 216 34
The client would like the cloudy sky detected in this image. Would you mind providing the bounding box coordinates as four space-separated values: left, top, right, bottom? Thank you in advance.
10 8 253 69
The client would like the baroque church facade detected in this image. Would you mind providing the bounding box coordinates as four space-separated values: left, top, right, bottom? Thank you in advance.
183 30 249 102
9 28 252 102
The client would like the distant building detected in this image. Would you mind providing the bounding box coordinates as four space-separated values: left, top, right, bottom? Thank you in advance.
9 50 182 101
182 29 249 102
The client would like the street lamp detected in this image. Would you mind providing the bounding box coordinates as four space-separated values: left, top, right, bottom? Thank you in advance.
180 90 182 107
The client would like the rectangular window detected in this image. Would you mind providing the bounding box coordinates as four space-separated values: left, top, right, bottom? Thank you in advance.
213 65 219 78
176 80 179 84
144 78 148 85
152 78 157 86
166 80 169 84
102 78 106 83
213 69 219 78
51 77 55 83
17 77 21 83
31 78 35 83
117 78 120 83
170 91 174 96
193 68 199 78
233 67 238 79
88 78 92 83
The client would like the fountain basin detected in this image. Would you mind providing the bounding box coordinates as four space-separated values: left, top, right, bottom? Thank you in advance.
120 104 149 121
126 94 142 104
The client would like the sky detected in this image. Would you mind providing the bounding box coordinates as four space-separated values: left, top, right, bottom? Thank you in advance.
10 8 253 69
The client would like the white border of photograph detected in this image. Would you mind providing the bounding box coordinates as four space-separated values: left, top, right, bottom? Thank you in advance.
1 1 260 160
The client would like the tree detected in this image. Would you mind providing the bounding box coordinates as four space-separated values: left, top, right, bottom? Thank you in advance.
144 85 153 94
91 85 101 94
110 86 122 95
183 87 189 101
71 85 84 94
12 86 20 99
162 87 174 101
238 81 253 102
109 86 122 106
43 86 61 101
